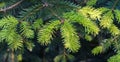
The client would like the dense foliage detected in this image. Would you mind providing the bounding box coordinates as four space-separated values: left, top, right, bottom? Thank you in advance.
0 0 120 62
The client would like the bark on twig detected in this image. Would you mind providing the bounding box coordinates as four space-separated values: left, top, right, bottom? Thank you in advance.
111 0 119 11
0 0 24 12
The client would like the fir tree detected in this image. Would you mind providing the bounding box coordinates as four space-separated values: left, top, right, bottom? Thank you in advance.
0 0 120 62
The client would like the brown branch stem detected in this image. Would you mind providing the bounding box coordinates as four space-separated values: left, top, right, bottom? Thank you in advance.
48 8 65 23
0 0 24 12
20 5 44 21
11 50 15 62
111 0 119 11
20 3 49 21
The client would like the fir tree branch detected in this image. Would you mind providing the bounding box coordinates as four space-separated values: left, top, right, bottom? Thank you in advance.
0 0 24 12
20 2 49 21
48 8 64 23
111 0 119 11
20 5 43 21
63 47 67 56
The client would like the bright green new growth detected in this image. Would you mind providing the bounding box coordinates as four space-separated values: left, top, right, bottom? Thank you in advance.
0 16 18 29
0 16 23 50
32 18 43 30
25 41 35 51
85 35 92 41
108 54 120 62
92 46 103 55
1 0 120 61
63 11 100 35
61 21 80 52
109 24 120 36
99 11 120 36
79 6 102 20
100 11 113 28
76 14 100 35
38 20 61 45
20 21 34 38
114 10 120 23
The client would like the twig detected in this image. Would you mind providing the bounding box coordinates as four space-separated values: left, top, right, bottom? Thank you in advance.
111 0 119 11
48 8 65 23
0 0 24 12
20 2 50 21
11 50 15 62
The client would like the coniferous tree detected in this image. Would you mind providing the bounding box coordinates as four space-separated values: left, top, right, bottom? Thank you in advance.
0 0 120 62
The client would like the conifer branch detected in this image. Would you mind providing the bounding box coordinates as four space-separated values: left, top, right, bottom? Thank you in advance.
20 5 44 21
20 2 49 21
48 8 65 23
111 0 119 11
0 0 24 12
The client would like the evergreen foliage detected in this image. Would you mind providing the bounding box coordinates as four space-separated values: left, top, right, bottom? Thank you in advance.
115 10 120 23
0 16 23 50
79 6 102 20
108 54 120 62
20 21 34 38
38 20 60 45
61 21 80 52
0 0 120 62
92 46 103 55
